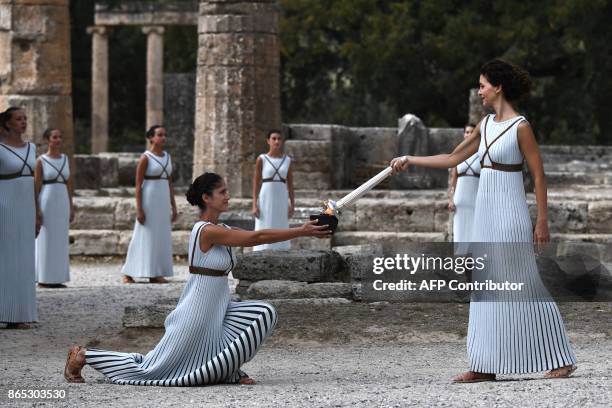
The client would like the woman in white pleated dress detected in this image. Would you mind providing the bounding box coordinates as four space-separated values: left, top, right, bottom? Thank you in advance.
448 124 480 249
252 130 295 251
392 60 576 381
122 126 177 284
64 172 331 385
0 107 37 329
35 128 75 288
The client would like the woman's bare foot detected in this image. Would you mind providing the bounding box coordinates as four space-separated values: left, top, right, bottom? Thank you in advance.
544 365 577 379
5 322 31 329
239 375 255 385
122 275 135 284
453 371 496 383
149 277 168 284
64 346 86 383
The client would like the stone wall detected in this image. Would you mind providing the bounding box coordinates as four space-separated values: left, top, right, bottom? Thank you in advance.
0 0 74 155
164 73 195 186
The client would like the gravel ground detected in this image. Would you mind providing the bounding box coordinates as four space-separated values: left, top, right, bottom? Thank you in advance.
0 261 610 408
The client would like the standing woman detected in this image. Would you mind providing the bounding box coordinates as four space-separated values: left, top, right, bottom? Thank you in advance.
35 128 75 288
391 60 577 381
448 124 480 246
122 126 177 284
64 172 330 385
252 129 295 251
0 107 37 328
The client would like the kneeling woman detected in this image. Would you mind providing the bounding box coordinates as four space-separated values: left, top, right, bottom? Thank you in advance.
64 173 330 386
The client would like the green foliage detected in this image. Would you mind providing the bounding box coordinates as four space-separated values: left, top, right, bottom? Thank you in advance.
71 0 612 148
279 0 612 144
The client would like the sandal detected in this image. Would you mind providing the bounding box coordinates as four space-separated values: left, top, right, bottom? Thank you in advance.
122 275 135 284
544 365 577 379
64 346 86 383
453 371 496 383
149 277 168 284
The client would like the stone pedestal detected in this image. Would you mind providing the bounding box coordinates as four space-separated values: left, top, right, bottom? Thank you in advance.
194 0 281 197
142 25 164 129
87 25 109 154
0 0 74 155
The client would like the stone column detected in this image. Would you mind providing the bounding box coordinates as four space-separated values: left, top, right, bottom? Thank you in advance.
0 0 74 155
142 25 165 129
87 26 109 154
194 0 281 197
468 88 487 125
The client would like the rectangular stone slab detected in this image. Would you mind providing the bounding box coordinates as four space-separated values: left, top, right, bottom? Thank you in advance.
232 250 347 282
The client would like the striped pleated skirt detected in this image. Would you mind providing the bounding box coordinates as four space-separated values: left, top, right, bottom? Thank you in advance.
86 275 277 385
467 170 576 373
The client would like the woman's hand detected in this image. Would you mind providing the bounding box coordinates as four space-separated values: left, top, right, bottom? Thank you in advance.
390 155 410 174
448 201 456 212
69 205 76 223
252 204 260 219
171 206 178 223
137 209 146 225
533 218 550 250
300 220 332 238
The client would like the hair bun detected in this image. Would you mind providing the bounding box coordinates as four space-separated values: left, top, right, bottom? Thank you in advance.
185 183 202 207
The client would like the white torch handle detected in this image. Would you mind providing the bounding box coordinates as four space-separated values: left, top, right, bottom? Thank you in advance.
335 166 393 210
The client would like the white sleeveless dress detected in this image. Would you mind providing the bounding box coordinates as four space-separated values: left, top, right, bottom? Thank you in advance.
86 221 278 386
254 154 291 251
36 154 71 284
453 153 480 244
0 142 37 322
467 114 576 373
122 151 174 279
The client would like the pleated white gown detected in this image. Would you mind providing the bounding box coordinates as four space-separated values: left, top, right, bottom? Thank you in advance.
86 221 278 386
254 154 291 251
453 154 480 243
467 115 576 374
36 154 70 284
0 142 37 322
122 151 173 278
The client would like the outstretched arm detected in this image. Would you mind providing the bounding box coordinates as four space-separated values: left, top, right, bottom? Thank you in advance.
518 121 549 245
391 120 482 173
252 156 263 218
199 221 330 251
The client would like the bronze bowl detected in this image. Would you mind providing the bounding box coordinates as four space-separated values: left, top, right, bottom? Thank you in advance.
309 214 339 234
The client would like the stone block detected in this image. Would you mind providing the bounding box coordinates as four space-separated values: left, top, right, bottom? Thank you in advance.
332 231 446 251
73 155 101 190
355 199 435 232
114 198 135 230
587 202 612 233
244 280 352 299
284 140 331 173
291 236 333 251
232 250 347 282
292 171 331 190
529 201 588 233
333 243 384 281
69 230 118 256
71 197 115 230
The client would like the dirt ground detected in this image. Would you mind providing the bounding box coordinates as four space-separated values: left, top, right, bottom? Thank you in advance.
0 261 610 407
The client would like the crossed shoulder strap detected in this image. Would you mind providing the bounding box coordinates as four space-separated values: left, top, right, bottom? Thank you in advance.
190 222 234 273
480 115 525 171
0 142 34 178
41 154 68 184
458 155 480 177
144 151 171 179
262 154 287 183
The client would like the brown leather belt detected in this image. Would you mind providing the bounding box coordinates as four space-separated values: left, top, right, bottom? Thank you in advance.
189 266 226 276
481 162 523 172
0 172 33 180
